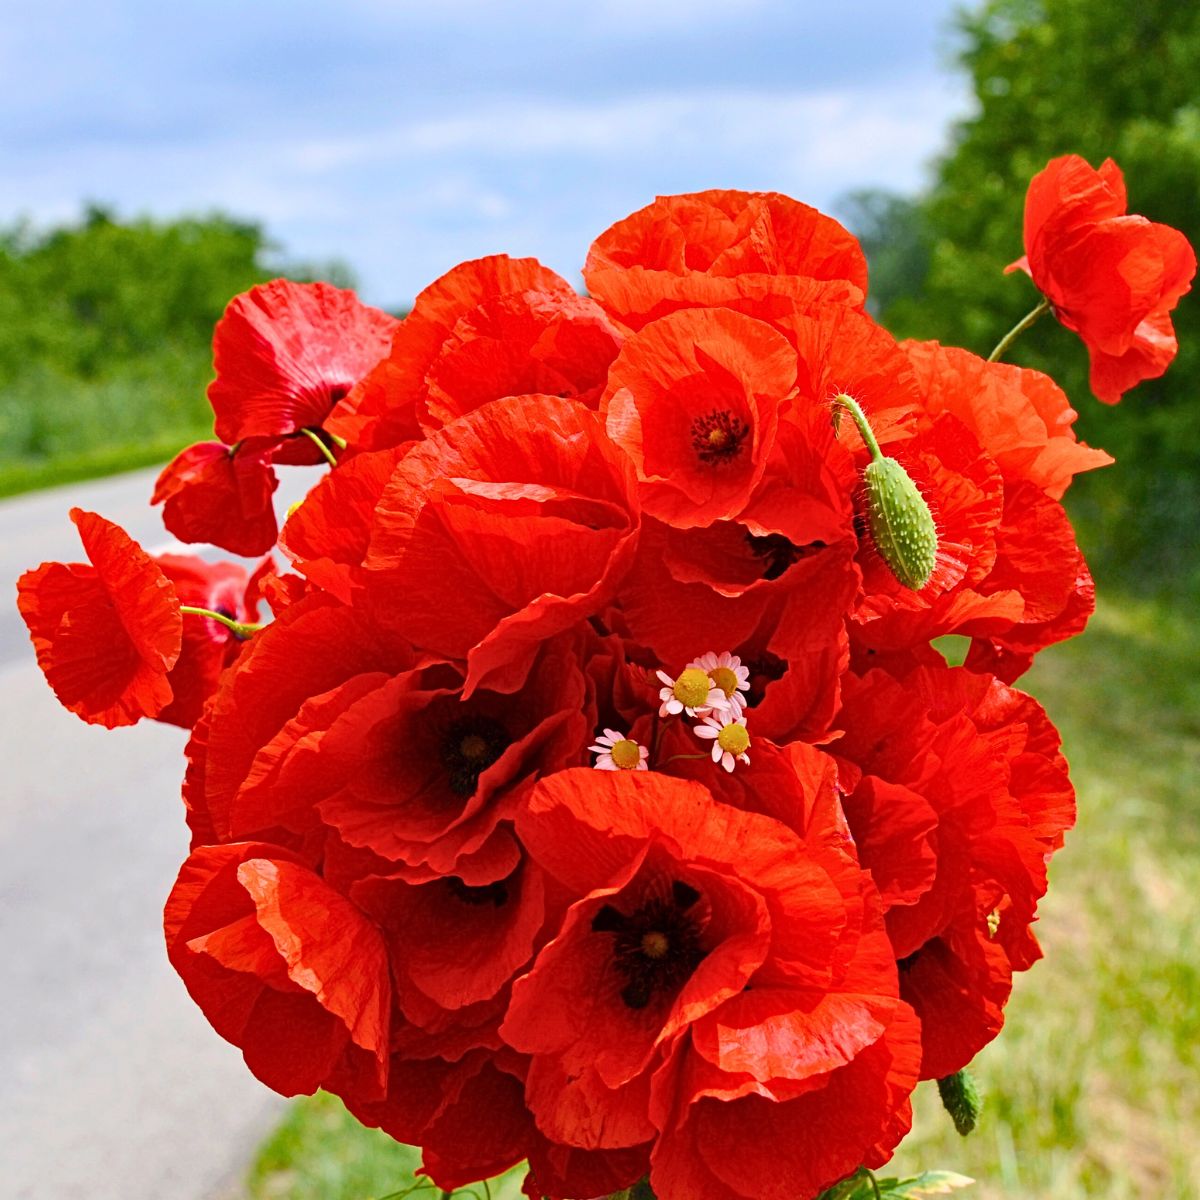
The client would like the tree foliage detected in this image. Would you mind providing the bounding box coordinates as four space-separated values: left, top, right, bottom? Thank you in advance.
0 207 353 477
882 0 1200 584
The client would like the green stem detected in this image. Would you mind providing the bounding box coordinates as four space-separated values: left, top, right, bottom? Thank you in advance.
660 752 710 765
987 297 1051 362
300 426 339 467
328 432 348 450
830 394 883 462
179 605 262 638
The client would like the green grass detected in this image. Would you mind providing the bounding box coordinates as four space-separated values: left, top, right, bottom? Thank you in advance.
243 589 1198 1200
247 1091 526 1200
0 346 213 497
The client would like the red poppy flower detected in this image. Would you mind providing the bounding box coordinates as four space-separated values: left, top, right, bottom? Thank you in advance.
586 268 865 334
779 303 922 443
17 508 182 727
503 770 921 1197
326 255 579 450
229 634 590 881
849 477 1093 680
601 307 796 528
209 279 399 446
834 664 1074 1077
584 190 869 330
152 440 280 557
364 394 640 694
279 444 409 603
351 853 549 1019
614 405 858 695
197 593 416 844
1008 155 1196 404
347 1046 650 1197
153 553 269 729
903 341 1113 498
421 289 623 430
164 841 391 1099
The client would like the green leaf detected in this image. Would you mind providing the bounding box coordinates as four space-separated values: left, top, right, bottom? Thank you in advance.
879 1170 976 1197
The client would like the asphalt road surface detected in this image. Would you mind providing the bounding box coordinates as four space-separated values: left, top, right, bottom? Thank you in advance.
0 466 316 1199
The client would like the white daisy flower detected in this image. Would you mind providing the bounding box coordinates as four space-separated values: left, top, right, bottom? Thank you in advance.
656 666 729 718
687 650 750 716
589 728 649 772
694 710 751 773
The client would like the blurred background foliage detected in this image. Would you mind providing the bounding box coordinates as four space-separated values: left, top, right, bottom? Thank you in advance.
847 0 1200 593
0 206 352 496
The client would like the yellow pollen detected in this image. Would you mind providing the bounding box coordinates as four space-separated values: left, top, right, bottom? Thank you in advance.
986 908 1001 937
459 734 490 761
707 428 729 448
641 930 670 959
716 722 750 756
709 665 739 698
673 667 713 709
610 739 642 770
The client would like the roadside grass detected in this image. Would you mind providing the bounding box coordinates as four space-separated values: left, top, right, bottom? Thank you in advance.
245 589 1198 1200
0 346 212 497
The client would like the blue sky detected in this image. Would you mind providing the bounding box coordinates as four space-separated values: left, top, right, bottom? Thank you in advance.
1 0 970 308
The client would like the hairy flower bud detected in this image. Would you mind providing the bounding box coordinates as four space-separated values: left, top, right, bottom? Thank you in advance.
938 1068 983 1136
864 455 938 591
833 393 938 591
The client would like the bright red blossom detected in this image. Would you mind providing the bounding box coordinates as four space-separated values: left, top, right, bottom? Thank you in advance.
17 509 182 727
1008 154 1196 404
18 179 1159 1198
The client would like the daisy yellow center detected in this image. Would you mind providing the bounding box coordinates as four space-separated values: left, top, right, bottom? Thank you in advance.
641 930 670 959
610 738 642 770
716 722 750 756
673 667 712 709
709 665 739 698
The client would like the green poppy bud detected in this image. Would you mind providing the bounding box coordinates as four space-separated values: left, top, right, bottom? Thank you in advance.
832 394 938 592
864 455 938 590
938 1067 983 1136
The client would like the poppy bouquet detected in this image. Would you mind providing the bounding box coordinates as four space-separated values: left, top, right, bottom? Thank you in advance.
16 156 1194 1200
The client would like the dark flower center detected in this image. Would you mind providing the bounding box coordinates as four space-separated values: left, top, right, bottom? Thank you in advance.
746 533 825 580
691 410 750 465
440 715 511 796
740 650 786 708
591 879 707 1010
445 876 510 907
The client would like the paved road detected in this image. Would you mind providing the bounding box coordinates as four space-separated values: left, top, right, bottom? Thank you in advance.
0 466 314 1200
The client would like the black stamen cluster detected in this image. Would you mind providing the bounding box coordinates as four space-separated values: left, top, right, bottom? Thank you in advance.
746 533 826 581
592 880 707 1010
440 715 512 797
690 409 750 465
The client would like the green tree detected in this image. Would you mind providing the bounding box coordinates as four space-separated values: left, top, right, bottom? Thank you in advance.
0 207 354 482
884 0 1200 585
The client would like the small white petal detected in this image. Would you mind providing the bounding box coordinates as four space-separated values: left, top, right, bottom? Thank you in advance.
721 753 735 773
694 726 719 740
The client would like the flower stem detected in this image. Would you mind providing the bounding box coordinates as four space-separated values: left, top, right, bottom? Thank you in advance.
660 752 710 765
300 426 339 467
987 297 1051 363
830 394 883 462
179 605 261 638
